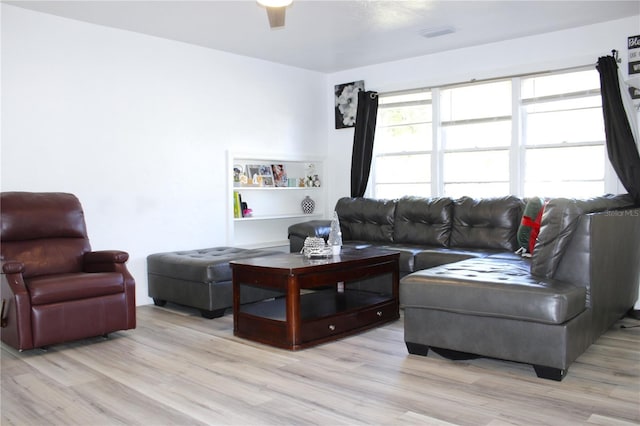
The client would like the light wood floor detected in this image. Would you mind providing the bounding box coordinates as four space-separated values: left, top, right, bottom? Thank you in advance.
2 304 639 426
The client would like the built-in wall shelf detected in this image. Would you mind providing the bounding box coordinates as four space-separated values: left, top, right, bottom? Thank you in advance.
233 186 323 192
233 213 323 222
227 151 327 249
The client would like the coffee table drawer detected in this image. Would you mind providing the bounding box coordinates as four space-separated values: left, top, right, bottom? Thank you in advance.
300 302 397 343
357 303 398 324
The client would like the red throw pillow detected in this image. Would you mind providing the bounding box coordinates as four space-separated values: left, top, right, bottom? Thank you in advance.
517 197 547 256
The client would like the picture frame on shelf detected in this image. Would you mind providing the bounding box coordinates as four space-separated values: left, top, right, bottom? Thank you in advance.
258 165 274 186
246 164 274 187
245 165 260 185
271 164 287 187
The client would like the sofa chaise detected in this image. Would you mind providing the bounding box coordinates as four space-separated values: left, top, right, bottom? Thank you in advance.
288 195 639 380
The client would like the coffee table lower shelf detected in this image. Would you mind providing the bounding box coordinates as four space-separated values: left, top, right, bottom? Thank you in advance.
235 289 398 350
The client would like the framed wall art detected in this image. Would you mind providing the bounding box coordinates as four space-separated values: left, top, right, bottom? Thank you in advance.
334 80 364 129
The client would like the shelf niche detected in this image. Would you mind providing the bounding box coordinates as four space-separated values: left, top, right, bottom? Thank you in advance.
227 152 326 249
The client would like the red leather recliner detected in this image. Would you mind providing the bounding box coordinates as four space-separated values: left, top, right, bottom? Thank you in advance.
1 192 136 350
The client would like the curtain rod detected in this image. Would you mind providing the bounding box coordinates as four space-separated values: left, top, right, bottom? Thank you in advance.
380 63 596 97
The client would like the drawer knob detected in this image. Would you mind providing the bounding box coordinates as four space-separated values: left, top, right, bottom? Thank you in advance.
376 311 383 317
328 324 336 331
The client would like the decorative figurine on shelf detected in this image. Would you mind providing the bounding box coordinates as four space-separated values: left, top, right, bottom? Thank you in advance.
305 163 316 187
327 211 343 255
233 165 243 186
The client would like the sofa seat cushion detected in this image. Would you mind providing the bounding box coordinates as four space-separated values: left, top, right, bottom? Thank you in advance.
400 258 586 325
376 244 430 273
147 247 279 283
485 251 528 261
342 241 374 249
414 248 495 270
27 272 124 305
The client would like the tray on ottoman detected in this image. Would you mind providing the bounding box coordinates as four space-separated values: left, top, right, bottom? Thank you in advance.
147 247 282 318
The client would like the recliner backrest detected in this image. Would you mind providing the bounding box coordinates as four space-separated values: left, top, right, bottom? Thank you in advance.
1 192 91 278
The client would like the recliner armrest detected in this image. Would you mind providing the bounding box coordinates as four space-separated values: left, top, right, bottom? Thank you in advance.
1 262 33 349
84 250 129 264
83 251 132 276
2 260 25 274
82 251 136 326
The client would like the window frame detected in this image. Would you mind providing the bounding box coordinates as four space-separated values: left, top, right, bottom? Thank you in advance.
369 66 612 199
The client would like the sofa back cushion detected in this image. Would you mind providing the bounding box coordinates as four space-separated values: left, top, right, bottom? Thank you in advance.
450 196 524 250
335 197 396 243
393 196 453 247
531 194 634 279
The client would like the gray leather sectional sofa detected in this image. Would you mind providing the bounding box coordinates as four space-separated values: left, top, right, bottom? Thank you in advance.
288 195 640 380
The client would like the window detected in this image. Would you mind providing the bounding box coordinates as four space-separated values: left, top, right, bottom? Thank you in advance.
441 80 512 197
521 70 605 197
373 91 432 199
371 68 608 199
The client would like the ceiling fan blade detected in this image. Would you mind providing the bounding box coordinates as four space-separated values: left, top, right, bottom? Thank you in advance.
266 6 286 28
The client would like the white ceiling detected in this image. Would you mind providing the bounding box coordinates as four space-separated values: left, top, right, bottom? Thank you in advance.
6 0 640 73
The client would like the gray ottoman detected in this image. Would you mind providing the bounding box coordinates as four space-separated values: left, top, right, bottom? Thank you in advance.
147 247 283 318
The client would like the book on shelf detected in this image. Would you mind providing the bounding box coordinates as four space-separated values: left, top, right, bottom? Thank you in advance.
233 191 242 218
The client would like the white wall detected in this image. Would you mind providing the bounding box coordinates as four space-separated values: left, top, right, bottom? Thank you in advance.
1 5 327 305
325 15 640 208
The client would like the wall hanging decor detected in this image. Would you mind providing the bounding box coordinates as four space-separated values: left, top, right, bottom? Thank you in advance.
334 80 364 129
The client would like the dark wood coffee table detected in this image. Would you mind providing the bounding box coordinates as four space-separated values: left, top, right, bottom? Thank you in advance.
230 247 400 350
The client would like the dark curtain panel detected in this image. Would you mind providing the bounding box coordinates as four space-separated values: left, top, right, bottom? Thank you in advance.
597 56 640 205
350 91 379 198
